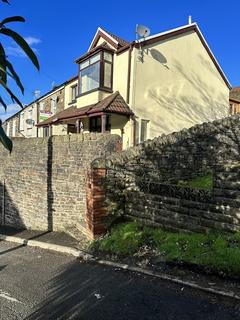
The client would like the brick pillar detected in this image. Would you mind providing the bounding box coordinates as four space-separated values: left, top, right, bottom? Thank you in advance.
86 168 107 239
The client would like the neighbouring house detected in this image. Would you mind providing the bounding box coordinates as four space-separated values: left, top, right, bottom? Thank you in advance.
19 102 38 138
3 83 66 138
229 87 240 114
37 84 65 137
36 21 231 149
2 111 22 138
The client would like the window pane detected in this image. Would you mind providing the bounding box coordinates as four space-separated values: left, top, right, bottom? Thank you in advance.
71 86 77 101
104 52 112 62
20 112 24 130
80 59 89 70
104 63 112 88
80 62 100 94
39 102 45 112
90 53 100 64
140 119 149 142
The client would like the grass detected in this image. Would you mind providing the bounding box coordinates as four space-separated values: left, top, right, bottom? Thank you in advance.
94 222 240 277
177 172 213 190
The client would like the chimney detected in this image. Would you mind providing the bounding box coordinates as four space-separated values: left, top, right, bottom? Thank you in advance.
188 15 192 24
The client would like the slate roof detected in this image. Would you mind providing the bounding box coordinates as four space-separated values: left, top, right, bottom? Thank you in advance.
37 91 133 127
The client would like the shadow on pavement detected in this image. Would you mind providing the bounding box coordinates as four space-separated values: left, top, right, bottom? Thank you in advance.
25 261 240 320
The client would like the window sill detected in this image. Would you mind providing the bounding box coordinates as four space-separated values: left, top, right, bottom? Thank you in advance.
77 87 113 98
68 100 77 105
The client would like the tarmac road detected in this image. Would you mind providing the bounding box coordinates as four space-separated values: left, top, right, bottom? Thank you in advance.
0 240 240 320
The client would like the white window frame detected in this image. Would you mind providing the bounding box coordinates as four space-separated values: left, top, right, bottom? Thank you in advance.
51 97 57 114
20 112 24 131
39 101 45 112
27 108 33 128
140 119 149 143
12 120 16 137
6 122 10 136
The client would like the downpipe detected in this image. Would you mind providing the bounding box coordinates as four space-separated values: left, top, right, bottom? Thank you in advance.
2 178 5 225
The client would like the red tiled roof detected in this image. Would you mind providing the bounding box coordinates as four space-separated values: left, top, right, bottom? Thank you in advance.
37 91 133 127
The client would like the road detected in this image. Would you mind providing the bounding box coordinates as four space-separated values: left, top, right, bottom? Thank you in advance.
0 240 240 320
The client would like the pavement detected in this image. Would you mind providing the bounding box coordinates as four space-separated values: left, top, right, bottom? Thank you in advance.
1 240 240 320
0 225 89 249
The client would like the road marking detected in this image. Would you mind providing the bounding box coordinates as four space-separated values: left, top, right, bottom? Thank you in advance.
0 290 22 303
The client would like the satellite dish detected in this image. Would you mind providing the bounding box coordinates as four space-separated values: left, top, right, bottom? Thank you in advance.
26 119 35 125
136 24 151 38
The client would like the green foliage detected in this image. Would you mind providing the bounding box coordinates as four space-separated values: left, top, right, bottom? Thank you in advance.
177 172 213 190
96 222 240 276
0 0 40 151
98 222 144 255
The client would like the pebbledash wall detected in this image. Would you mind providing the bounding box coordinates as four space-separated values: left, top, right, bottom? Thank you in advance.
91 114 240 235
0 133 121 239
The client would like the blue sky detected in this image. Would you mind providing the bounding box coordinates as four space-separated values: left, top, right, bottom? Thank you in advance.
0 0 239 120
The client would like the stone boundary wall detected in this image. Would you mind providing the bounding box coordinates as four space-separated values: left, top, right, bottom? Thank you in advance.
92 114 240 234
0 133 121 238
104 114 240 183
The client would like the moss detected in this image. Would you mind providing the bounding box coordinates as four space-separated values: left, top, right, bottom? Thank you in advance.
96 222 240 277
177 172 213 190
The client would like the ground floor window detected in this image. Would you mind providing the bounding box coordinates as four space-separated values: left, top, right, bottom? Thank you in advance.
90 116 101 132
67 124 77 134
43 126 50 137
89 115 111 133
140 119 149 142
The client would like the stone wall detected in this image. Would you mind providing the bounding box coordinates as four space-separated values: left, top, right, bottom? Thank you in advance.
92 114 240 234
0 133 121 238
103 114 240 184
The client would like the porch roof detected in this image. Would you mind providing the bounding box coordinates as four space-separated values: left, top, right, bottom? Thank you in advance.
37 91 134 127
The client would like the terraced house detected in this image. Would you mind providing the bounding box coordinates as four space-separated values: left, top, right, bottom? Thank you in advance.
5 21 231 149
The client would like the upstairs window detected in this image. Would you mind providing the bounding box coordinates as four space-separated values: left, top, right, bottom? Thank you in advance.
71 85 78 102
79 51 113 95
51 97 57 114
39 101 45 112
27 109 33 127
80 53 100 94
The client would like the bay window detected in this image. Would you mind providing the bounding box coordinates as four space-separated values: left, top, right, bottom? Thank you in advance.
79 50 113 95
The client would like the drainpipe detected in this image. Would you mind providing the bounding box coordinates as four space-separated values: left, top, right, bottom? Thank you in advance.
2 179 5 225
126 44 133 104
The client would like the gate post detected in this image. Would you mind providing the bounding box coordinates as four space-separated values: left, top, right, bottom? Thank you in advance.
86 168 107 239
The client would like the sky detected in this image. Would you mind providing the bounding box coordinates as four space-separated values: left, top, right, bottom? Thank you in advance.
0 0 239 120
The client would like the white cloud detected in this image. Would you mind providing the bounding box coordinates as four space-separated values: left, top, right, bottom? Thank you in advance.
6 46 26 57
24 36 41 46
0 103 20 121
6 35 41 58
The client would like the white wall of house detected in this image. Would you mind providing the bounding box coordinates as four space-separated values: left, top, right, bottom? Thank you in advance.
19 104 38 137
129 30 230 140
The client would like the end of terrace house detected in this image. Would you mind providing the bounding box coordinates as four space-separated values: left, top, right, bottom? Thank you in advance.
4 21 231 149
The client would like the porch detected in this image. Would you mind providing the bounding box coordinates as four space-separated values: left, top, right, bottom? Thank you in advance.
36 91 134 148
